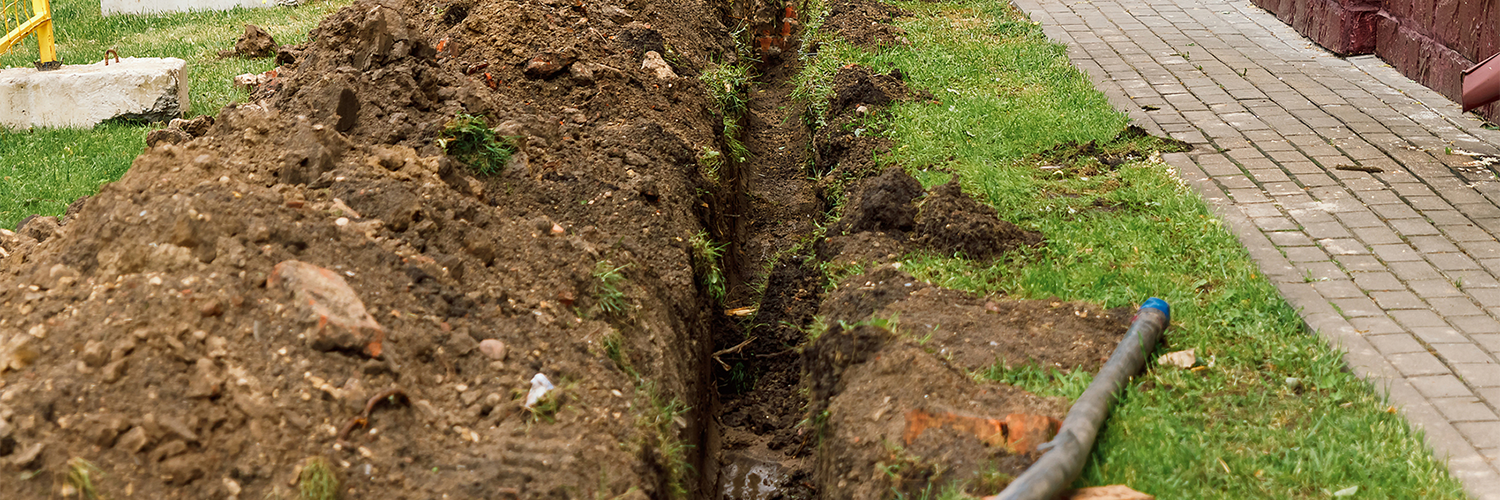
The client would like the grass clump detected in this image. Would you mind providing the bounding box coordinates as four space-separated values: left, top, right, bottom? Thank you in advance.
791 0 1466 497
635 381 692 498
58 457 104 499
689 231 728 303
593 261 630 316
697 146 723 185
438 113 513 175
700 60 753 164
297 457 339 500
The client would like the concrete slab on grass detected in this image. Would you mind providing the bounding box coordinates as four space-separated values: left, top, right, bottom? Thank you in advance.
0 57 189 130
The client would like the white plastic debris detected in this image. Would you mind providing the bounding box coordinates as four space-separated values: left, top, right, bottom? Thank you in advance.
1156 348 1196 369
524 373 555 409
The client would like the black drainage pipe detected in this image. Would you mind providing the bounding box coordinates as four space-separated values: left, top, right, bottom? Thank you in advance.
988 298 1171 500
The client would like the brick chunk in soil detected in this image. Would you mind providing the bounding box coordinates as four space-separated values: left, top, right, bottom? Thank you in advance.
269 260 386 357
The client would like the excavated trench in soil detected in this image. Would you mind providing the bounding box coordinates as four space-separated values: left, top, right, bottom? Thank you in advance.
0 0 1143 498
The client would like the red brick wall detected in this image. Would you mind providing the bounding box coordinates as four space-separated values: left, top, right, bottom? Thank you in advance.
1254 0 1500 120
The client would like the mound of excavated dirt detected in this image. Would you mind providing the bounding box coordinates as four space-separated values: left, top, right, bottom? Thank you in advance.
0 0 767 497
824 0 909 47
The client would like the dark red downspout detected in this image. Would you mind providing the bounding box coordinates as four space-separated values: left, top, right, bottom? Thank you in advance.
1463 52 1500 112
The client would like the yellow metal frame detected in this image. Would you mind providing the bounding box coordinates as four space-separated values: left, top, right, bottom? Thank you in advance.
0 0 57 65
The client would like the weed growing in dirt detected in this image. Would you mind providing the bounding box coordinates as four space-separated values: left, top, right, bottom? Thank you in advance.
602 331 636 377
634 381 692 498
795 0 1467 496
297 457 339 500
698 147 724 185
438 113 514 175
689 232 728 303
593 261 631 316
58 457 104 499
700 60 754 163
0 0 352 228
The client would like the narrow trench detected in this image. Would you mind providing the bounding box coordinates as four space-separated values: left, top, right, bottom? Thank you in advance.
701 14 829 500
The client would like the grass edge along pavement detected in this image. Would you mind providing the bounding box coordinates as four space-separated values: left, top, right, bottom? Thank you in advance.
0 0 352 229
792 0 1466 497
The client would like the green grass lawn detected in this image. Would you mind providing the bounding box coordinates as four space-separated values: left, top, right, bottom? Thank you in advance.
0 0 349 228
795 0 1467 498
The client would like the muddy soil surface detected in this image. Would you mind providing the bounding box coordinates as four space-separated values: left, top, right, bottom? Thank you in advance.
0 0 1140 498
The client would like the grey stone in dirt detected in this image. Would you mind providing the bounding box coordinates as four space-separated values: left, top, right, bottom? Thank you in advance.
113 426 148 454
80 339 108 368
478 338 506 360
268 260 386 357
9 442 42 466
640 51 676 79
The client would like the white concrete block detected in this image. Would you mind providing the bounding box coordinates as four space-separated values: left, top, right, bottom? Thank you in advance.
0 57 189 130
101 0 283 16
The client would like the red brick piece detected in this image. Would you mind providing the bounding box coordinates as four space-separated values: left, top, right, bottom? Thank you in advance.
269 260 386 357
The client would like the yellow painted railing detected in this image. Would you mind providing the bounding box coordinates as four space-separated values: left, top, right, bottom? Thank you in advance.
0 0 58 68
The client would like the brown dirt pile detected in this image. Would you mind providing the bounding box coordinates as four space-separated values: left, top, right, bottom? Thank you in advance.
0 0 768 498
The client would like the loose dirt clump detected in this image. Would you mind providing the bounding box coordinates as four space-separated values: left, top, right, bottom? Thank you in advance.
1035 125 1192 175
914 179 1043 260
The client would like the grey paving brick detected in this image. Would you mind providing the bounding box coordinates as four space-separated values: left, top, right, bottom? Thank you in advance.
1429 297 1487 317
1410 235 1465 254
1454 363 1500 387
1350 225 1403 245
1331 296 1383 317
1431 253 1483 271
1389 351 1453 376
1433 343 1499 365
1412 375 1480 398
1432 398 1500 422
1452 315 1500 335
1392 309 1452 328
1373 244 1424 262
1348 315 1407 335
1282 246 1329 263
1408 279 1465 298
1456 422 1500 449
1390 218 1443 236
1353 271 1405 291
1367 333 1425 354
1334 254 1386 271
1391 262 1446 285
1412 326 1471 344
1267 231 1314 247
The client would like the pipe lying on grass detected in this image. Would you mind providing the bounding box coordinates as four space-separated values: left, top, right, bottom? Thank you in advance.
988 298 1172 500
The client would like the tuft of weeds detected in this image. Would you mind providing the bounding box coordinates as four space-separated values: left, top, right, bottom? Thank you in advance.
699 59 754 163
634 381 693 498
438 113 515 175
297 457 339 500
689 232 728 303
602 330 636 377
698 146 724 185
593 261 631 316
58 457 104 500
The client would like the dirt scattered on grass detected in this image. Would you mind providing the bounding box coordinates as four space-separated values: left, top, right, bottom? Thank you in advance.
1035 125 1192 175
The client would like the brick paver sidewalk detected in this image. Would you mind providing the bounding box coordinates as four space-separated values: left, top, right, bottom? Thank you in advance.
1010 0 1500 497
